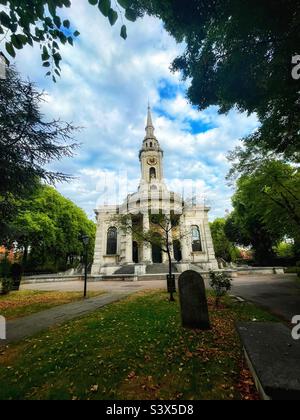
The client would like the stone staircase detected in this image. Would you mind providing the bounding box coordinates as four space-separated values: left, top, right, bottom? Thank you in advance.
146 263 178 274
114 265 135 275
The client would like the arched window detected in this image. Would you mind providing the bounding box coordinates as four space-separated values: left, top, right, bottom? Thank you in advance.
150 142 153 148
150 167 156 179
191 225 202 252
107 227 117 255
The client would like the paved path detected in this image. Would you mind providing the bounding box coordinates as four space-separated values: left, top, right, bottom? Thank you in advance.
21 280 166 294
1 292 134 346
21 273 300 322
232 274 300 322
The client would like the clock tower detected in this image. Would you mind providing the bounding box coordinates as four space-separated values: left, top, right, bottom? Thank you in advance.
139 105 164 185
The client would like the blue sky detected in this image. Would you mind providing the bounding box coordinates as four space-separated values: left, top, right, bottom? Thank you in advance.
10 0 258 221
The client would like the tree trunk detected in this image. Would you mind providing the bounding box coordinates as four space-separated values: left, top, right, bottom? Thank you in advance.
166 230 175 302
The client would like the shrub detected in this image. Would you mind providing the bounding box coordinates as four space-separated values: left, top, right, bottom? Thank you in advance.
1 277 12 295
0 259 12 295
209 271 232 308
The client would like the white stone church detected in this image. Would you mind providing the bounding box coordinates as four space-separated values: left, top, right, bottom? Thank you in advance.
91 107 218 276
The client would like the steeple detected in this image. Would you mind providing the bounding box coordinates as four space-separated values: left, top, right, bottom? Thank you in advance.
139 105 164 184
145 104 156 140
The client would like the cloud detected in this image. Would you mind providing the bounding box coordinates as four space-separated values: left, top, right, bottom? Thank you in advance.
10 0 259 221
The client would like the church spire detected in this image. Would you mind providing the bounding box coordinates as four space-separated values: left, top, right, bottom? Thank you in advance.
139 104 164 184
145 104 156 139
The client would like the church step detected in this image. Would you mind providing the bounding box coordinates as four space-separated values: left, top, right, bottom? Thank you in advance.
138 274 179 281
114 265 135 275
146 263 178 274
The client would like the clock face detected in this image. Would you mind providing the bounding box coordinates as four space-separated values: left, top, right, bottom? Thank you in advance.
147 157 157 165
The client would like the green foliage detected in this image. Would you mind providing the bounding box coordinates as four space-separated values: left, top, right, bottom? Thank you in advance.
129 0 300 165
10 185 96 273
229 246 241 263
275 242 295 259
209 271 232 308
0 277 12 295
225 160 300 265
0 67 78 241
0 258 12 295
210 218 240 262
0 0 138 79
0 258 11 278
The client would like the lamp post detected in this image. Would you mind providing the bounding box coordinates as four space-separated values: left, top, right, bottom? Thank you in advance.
81 234 90 298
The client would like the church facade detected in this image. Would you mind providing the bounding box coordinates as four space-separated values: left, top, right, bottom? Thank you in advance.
91 107 218 276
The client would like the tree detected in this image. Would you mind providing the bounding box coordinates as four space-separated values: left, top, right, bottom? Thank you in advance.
116 211 184 302
10 184 96 273
0 67 78 240
275 241 295 261
225 160 300 264
0 0 137 80
225 210 278 266
210 218 239 263
129 0 300 164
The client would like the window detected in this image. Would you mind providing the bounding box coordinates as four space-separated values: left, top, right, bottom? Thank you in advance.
107 227 117 255
150 167 156 179
191 225 202 252
150 142 153 147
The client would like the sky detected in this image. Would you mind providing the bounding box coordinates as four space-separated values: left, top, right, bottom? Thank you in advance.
11 0 259 221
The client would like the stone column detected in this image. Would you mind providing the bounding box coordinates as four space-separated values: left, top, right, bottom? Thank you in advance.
165 216 174 262
91 216 104 275
142 212 152 263
203 212 218 268
180 216 190 262
125 217 133 264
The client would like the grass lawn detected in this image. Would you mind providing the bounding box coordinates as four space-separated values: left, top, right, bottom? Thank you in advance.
0 290 105 320
0 290 278 400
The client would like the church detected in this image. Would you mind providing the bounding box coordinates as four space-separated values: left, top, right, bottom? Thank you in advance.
91 106 218 276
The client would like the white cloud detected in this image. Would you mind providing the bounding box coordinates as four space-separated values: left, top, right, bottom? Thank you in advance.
10 0 259 221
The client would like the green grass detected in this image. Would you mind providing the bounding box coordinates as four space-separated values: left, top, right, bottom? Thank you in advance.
0 291 278 400
0 290 105 319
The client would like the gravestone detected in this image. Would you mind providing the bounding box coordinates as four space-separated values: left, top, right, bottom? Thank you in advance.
178 270 210 330
0 316 6 340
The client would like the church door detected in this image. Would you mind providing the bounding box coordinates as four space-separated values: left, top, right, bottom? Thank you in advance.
132 241 139 263
173 240 182 262
152 243 162 263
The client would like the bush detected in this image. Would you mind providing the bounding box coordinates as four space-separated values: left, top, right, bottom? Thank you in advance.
275 242 295 259
230 247 241 263
0 259 12 295
209 271 232 308
1 277 12 295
